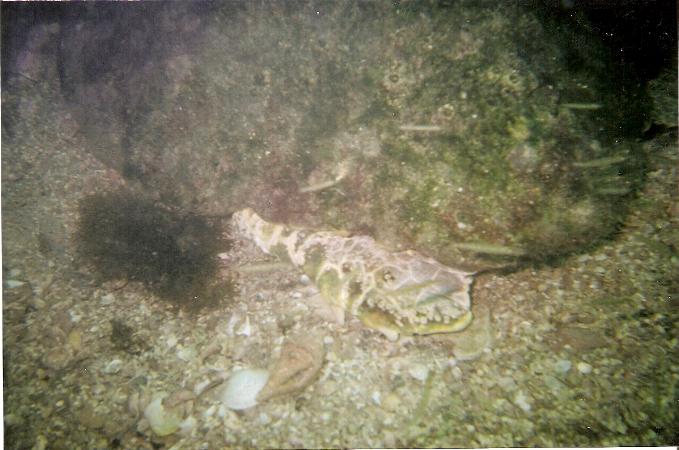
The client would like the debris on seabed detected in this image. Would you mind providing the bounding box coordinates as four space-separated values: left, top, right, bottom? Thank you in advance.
451 241 526 256
559 102 603 110
398 124 443 132
299 160 351 193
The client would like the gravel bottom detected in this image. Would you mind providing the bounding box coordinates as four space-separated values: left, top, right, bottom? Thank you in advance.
3 96 678 449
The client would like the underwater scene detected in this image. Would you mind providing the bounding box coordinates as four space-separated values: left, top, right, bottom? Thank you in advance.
1 1 677 448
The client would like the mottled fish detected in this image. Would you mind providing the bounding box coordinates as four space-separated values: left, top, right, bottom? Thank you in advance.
232 208 474 340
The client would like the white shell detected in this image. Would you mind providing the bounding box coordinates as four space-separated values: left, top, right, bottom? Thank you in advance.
221 369 269 410
144 394 181 437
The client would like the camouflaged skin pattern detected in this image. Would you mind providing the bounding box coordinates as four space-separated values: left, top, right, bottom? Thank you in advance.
233 208 473 339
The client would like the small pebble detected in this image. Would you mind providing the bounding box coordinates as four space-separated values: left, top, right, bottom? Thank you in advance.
177 346 197 362
258 413 271 425
497 376 517 391
513 391 532 413
408 364 429 382
577 362 592 374
382 393 401 412
100 293 115 305
5 279 25 289
166 335 178 349
371 390 381 406
103 359 123 374
554 359 572 374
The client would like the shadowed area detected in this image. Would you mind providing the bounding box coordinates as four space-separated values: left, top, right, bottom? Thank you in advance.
75 189 234 311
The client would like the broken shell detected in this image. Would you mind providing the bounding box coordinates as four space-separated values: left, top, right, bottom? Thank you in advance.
256 337 325 402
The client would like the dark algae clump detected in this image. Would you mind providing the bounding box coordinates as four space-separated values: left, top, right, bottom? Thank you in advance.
75 189 234 311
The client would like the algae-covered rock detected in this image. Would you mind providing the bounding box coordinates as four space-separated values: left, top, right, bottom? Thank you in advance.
308 3 648 268
647 64 678 129
13 2 648 267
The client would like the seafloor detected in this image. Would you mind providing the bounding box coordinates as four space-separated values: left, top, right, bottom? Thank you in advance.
3 100 678 449
2 3 678 450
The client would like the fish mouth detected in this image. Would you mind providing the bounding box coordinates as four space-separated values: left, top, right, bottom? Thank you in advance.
358 307 473 338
